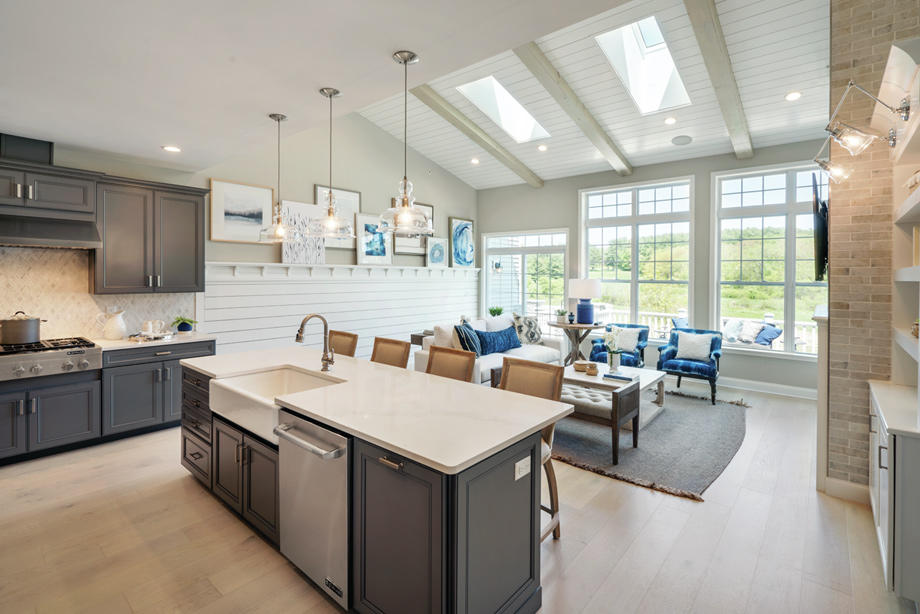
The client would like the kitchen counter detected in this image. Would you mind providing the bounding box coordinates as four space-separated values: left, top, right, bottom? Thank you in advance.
181 346 572 474
94 333 217 351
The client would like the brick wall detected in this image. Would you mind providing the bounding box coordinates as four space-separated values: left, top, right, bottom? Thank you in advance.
828 0 919 484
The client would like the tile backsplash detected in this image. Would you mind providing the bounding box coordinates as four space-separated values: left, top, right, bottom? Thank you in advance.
0 247 195 339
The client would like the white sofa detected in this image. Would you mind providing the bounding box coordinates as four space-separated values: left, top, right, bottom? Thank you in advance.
413 313 564 384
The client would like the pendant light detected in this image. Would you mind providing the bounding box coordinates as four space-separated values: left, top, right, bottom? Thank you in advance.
260 113 302 243
305 88 355 239
378 50 434 238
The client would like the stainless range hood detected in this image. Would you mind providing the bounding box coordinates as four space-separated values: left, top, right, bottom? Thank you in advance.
0 215 101 249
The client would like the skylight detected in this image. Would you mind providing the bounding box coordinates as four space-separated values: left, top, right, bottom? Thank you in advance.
596 16 691 115
456 76 550 143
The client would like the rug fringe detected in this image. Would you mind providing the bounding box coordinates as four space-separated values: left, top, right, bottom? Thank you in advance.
652 389 751 408
551 454 704 502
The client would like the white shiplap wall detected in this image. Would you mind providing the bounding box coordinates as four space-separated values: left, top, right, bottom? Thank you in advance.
197 262 479 358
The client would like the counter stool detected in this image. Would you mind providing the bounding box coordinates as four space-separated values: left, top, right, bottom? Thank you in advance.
370 337 411 368
329 330 358 358
425 345 476 382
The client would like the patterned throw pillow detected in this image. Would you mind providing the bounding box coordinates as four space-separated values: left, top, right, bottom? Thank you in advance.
512 312 543 345
453 324 482 356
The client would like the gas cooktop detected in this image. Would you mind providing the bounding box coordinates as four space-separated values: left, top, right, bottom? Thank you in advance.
0 337 96 356
0 337 101 381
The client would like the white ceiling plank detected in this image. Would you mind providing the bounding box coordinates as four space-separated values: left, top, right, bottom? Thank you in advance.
410 84 545 188
683 0 754 159
512 42 632 175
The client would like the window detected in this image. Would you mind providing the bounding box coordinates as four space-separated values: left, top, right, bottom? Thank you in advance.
715 166 829 354
456 76 550 143
483 230 567 333
582 179 692 338
595 16 691 115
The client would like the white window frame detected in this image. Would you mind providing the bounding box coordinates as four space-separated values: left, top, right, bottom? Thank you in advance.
480 228 570 324
578 175 695 327
710 161 828 356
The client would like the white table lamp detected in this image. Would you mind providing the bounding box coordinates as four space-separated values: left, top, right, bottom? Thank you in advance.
568 278 601 324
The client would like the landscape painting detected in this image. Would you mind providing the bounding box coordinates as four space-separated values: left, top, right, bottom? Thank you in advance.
210 179 274 243
449 217 474 268
356 213 392 265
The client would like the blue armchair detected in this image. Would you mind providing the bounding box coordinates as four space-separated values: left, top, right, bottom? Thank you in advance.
656 327 723 404
589 323 650 368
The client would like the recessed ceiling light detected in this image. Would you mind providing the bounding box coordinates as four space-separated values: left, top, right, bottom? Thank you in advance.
785 91 802 102
470 157 480 165
161 145 181 153
664 117 677 125
537 144 548 152
671 135 692 146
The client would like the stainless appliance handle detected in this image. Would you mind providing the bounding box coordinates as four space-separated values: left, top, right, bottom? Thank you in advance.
274 424 346 460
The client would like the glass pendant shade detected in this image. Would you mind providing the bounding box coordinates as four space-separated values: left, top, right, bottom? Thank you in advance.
260 113 301 243
829 121 876 156
816 159 851 183
303 88 356 240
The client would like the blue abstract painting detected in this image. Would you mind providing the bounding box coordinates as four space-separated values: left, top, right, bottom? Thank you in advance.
363 223 386 256
450 218 474 268
426 237 447 268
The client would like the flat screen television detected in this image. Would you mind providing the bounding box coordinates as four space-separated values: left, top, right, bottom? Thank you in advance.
813 172 828 282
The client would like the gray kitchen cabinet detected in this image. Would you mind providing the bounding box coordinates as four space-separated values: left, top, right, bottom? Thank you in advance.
102 362 163 435
93 183 155 294
0 391 27 459
28 380 100 451
212 418 244 512
92 181 204 294
181 426 211 488
242 435 279 545
162 360 183 422
353 439 445 614
24 172 95 217
154 191 204 292
0 168 24 206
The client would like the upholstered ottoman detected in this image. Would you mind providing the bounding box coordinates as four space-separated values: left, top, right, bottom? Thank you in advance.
560 384 665 431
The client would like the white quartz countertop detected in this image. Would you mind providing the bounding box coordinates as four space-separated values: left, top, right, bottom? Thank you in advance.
181 347 573 474
93 333 216 351
869 380 920 437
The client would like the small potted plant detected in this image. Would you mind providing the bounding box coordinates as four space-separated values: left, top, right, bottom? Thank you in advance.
172 316 197 335
603 328 623 371
488 306 504 317
555 308 567 324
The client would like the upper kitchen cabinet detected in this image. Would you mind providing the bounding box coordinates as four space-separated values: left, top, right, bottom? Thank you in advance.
0 161 98 221
92 179 206 294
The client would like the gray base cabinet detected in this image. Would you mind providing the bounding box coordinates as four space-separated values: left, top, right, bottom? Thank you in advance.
210 416 280 545
29 380 100 451
0 391 27 459
352 433 542 614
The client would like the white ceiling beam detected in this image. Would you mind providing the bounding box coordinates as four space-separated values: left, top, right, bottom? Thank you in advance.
409 84 544 188
683 0 754 159
513 42 632 175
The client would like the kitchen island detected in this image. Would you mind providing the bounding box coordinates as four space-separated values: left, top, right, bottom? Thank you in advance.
180 346 572 614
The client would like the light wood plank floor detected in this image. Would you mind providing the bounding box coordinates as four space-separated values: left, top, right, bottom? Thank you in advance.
0 390 914 613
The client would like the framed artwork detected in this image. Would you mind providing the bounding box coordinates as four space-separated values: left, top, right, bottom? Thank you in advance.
314 184 361 250
210 179 274 244
356 213 393 265
280 200 325 265
426 237 447 268
393 201 434 255
449 217 475 268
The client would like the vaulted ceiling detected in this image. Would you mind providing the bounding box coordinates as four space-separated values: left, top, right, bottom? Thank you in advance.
360 0 829 189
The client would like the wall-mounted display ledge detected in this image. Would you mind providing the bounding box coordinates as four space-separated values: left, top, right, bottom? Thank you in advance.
894 183 920 224
205 261 480 283
894 326 919 362
894 265 920 281
871 38 920 166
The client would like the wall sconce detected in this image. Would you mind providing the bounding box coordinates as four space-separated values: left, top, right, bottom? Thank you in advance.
814 79 910 181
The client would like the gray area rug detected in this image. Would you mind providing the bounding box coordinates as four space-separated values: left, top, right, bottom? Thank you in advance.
551 390 748 501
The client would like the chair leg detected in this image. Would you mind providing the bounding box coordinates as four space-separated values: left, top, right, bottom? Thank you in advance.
542 459 561 541
710 380 716 404
632 415 639 448
677 375 682 388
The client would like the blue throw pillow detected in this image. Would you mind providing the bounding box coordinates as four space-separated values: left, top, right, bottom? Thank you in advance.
475 325 522 355
755 324 782 346
454 324 482 356
672 317 690 329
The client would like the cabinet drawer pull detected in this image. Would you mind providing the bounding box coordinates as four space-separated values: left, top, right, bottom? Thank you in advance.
193 399 201 409
235 443 241 463
146 275 153 287
879 445 889 470
156 275 162 287
377 457 402 472
29 398 37 414
14 183 22 198
155 351 172 356
27 184 34 200
189 451 203 461
163 367 171 381
193 378 202 387
18 399 24 416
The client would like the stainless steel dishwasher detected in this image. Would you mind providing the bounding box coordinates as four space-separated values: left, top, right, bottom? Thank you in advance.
273 410 350 610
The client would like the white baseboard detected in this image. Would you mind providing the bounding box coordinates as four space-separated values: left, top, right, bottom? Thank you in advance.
821 477 870 505
665 374 816 400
